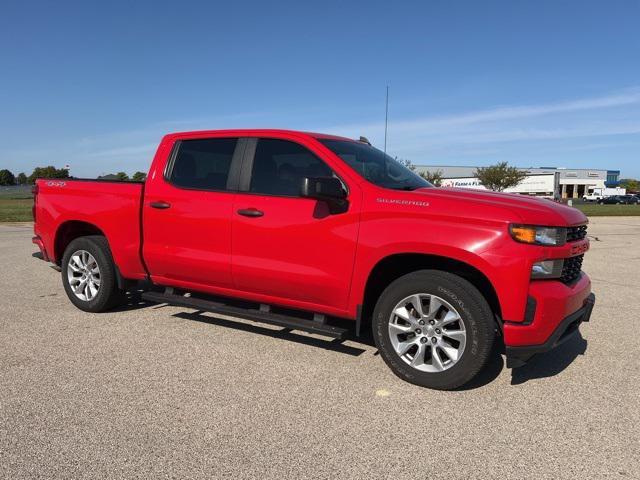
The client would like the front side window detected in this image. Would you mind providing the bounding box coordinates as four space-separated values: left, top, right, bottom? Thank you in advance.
169 138 238 190
319 139 431 191
249 138 334 196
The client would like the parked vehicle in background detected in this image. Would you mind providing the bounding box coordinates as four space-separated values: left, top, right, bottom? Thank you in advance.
583 187 626 202
31 129 595 390
598 195 639 205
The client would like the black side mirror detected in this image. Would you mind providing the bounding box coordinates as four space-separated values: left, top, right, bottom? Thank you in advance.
301 177 348 214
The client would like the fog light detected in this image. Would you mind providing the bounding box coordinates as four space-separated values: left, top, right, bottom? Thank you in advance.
531 259 564 279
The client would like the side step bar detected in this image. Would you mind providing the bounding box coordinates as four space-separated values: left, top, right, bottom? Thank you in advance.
141 291 348 340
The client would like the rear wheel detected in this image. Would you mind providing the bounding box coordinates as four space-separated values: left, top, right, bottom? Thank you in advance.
372 270 495 390
61 236 124 312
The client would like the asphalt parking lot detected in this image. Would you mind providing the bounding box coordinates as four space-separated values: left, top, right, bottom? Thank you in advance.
1 219 639 479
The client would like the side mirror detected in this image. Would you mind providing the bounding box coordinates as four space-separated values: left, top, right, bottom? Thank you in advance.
301 177 348 214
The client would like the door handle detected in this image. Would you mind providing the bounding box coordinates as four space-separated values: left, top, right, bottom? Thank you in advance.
237 208 264 217
150 201 171 209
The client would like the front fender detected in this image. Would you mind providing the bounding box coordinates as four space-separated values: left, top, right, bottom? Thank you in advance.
348 214 531 323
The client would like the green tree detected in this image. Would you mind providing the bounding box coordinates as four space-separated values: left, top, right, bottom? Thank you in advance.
396 158 416 171
619 178 639 192
131 171 146 182
396 158 443 186
27 166 70 184
474 162 527 192
16 172 27 185
115 171 129 181
418 169 444 186
0 169 16 185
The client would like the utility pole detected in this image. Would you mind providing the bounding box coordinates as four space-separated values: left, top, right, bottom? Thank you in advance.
384 85 389 156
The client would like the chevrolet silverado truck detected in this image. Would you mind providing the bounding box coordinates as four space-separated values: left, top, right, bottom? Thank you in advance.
32 129 595 390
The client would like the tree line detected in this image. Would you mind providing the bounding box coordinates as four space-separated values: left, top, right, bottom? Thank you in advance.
619 178 639 192
0 167 146 185
97 171 146 182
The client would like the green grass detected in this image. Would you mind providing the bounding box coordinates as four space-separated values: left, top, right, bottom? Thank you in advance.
0 185 32 198
0 198 33 222
572 203 640 216
0 186 34 221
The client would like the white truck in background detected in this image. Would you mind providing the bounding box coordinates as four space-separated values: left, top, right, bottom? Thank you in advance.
583 187 626 202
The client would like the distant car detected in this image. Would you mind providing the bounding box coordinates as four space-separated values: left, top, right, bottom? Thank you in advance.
598 195 639 205
619 195 639 204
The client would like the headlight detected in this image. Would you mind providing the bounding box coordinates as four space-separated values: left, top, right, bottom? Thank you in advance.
531 259 564 279
509 224 567 246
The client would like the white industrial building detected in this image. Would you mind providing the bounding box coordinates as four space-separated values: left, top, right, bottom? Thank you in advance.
414 165 621 199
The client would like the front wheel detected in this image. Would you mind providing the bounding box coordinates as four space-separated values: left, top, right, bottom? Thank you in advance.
372 270 495 390
61 235 124 312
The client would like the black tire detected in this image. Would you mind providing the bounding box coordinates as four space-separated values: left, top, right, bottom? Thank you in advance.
372 270 496 390
61 235 124 312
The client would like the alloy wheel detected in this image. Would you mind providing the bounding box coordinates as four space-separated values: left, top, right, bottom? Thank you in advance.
388 293 466 372
67 250 101 301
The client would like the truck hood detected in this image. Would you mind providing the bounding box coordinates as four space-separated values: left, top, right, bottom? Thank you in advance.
411 187 587 226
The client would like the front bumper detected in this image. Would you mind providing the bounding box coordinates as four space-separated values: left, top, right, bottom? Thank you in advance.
504 271 592 344
505 292 595 368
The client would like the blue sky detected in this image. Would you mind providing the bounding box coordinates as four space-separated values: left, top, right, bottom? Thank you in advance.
1 0 639 178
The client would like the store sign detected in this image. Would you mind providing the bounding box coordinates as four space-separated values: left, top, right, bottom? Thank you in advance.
441 174 556 194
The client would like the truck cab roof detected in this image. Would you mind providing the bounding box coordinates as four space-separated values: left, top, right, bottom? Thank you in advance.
164 129 357 143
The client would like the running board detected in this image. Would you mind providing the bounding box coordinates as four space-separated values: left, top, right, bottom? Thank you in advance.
141 291 348 339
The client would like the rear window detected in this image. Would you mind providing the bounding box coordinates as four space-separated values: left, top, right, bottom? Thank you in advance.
169 138 238 190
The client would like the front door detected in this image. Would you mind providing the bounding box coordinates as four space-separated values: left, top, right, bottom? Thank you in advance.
231 137 360 313
143 136 241 289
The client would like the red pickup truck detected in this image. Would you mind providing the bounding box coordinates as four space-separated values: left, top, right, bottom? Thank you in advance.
32 129 595 389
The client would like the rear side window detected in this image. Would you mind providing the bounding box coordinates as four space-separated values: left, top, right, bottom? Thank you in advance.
169 138 238 190
249 138 333 196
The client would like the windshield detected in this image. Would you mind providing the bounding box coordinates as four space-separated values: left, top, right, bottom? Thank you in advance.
319 139 432 191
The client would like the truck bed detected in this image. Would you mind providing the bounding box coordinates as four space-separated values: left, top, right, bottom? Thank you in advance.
33 178 147 280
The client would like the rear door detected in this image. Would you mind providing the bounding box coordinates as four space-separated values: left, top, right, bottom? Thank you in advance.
230 136 361 313
143 136 244 289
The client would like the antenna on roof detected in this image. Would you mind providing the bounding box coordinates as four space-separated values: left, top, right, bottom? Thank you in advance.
384 85 389 156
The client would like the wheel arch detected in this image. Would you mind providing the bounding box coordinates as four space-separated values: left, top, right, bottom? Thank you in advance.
55 221 128 289
361 253 502 329
54 220 106 264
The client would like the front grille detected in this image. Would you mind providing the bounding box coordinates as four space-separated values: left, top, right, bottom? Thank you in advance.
560 254 584 284
567 225 588 242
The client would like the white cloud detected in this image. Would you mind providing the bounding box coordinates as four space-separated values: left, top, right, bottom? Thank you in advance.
325 88 640 139
6 87 639 177
312 88 640 172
